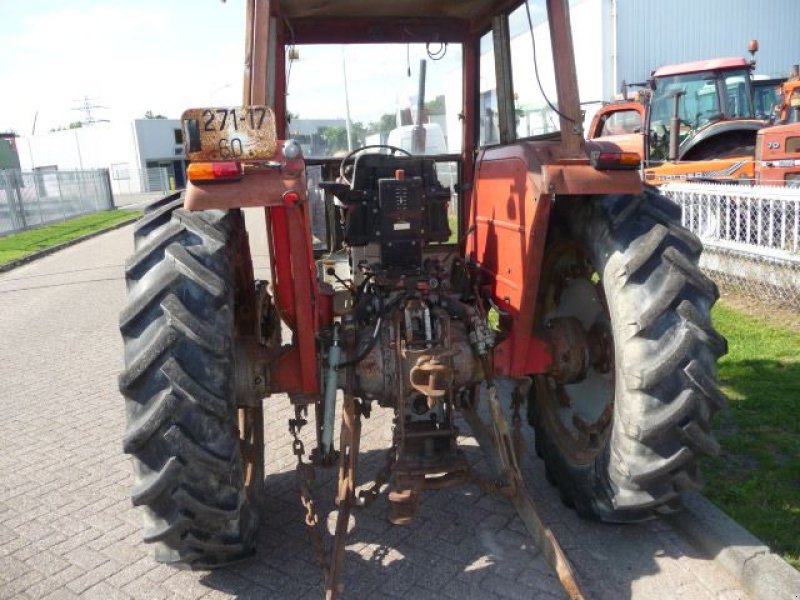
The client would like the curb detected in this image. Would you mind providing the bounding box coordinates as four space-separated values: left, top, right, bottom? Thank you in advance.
0 216 139 274
669 492 800 600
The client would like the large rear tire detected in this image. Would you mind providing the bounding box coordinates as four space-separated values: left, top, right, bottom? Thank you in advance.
530 188 727 522
119 194 259 567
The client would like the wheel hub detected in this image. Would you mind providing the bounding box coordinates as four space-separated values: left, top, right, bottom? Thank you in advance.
538 240 615 464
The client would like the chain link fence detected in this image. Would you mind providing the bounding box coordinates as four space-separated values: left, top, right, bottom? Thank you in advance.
663 182 800 308
109 165 180 208
0 168 114 235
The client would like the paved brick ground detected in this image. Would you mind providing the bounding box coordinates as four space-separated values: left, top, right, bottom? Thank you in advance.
0 212 748 599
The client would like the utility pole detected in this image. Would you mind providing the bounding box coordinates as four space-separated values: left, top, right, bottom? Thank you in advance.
342 46 353 152
72 95 109 126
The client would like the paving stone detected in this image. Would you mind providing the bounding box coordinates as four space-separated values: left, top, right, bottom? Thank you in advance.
81 581 132 600
0 568 45 600
66 560 124 594
0 218 751 600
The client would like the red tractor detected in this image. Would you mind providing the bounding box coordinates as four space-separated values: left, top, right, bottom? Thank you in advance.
119 1 726 597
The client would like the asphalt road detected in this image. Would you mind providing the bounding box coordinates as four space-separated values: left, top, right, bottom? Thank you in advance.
0 209 749 599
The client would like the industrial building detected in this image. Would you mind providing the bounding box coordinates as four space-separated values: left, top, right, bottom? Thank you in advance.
480 0 800 142
18 119 187 195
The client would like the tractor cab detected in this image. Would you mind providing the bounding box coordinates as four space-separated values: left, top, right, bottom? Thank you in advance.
646 57 760 162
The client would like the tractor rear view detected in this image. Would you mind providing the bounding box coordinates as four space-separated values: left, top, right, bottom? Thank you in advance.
118 1 726 597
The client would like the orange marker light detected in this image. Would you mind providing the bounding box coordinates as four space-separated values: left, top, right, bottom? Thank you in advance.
187 161 242 182
590 151 641 170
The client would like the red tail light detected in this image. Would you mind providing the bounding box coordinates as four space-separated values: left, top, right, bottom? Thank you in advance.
187 161 242 182
590 151 641 170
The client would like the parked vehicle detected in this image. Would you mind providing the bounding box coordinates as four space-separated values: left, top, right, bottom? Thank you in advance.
589 55 765 184
118 1 725 597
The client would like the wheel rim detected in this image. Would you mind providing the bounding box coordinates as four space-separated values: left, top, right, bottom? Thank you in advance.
537 239 615 465
231 209 266 504
238 405 265 502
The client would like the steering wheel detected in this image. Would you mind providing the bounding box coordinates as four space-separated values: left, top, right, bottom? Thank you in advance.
339 144 412 185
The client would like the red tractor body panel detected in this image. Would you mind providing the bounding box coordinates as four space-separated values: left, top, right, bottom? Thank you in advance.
468 142 640 377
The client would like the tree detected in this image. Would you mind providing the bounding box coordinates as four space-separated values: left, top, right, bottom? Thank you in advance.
368 113 397 136
50 121 83 132
425 95 446 115
320 126 348 154
144 110 167 119
320 122 368 154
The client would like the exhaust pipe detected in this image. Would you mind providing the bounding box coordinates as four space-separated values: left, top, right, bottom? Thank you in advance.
669 91 685 162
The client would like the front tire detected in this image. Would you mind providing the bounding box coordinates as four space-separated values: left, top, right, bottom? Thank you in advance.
119 195 259 567
530 188 727 522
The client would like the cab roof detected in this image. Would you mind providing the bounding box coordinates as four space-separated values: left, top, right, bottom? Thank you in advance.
281 0 510 20
280 0 523 42
653 57 750 78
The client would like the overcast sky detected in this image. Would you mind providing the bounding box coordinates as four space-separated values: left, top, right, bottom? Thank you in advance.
1 0 245 134
0 0 462 136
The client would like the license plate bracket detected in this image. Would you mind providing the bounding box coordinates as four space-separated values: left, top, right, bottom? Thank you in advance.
181 106 278 161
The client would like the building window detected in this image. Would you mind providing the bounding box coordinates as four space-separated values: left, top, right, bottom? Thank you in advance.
174 129 183 144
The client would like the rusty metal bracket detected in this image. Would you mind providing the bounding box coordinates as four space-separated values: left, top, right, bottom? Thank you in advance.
463 379 585 600
325 392 361 600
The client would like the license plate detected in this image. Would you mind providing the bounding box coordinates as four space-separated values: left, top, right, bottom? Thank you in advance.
181 106 277 161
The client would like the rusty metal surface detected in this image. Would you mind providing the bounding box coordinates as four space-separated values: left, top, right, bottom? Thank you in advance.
327 393 361 600
587 101 646 139
238 404 266 503
183 169 304 209
181 106 278 162
545 317 590 384
541 163 642 194
280 0 499 20
546 0 584 155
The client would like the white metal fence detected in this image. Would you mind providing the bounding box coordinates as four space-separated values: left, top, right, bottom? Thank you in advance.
109 165 173 196
0 169 115 235
109 166 183 209
662 182 800 307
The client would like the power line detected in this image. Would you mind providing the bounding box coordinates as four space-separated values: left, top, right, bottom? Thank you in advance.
72 95 109 126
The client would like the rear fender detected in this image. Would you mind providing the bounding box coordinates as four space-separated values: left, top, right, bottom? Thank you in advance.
469 142 640 377
679 120 763 160
183 150 321 399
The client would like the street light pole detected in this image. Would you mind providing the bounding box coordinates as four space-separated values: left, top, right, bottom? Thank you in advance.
342 46 353 151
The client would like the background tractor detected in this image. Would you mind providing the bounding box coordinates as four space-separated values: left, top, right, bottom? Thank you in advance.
589 52 767 183
118 0 726 596
754 67 800 186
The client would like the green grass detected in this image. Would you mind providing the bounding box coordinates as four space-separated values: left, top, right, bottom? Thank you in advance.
0 210 139 266
448 213 458 244
706 302 800 569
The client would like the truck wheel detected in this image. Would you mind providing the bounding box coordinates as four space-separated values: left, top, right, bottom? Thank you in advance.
529 188 727 522
119 195 260 567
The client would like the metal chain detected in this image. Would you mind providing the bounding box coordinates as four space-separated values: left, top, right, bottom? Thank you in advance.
357 420 398 507
288 405 329 577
